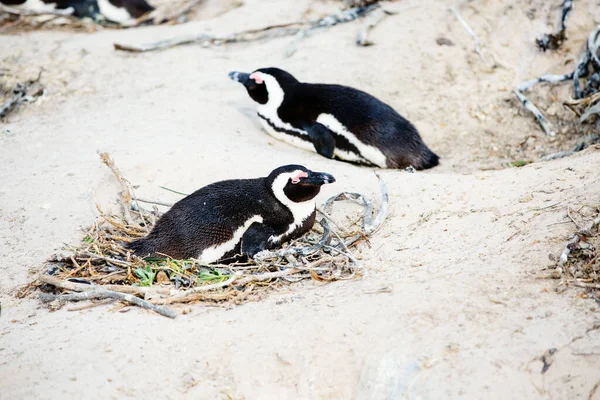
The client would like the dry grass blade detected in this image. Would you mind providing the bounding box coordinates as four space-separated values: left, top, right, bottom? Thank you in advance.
98 152 134 225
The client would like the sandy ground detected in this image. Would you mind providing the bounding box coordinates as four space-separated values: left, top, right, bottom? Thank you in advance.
2 0 600 398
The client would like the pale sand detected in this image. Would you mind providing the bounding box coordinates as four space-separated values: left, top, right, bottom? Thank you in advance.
1 0 600 398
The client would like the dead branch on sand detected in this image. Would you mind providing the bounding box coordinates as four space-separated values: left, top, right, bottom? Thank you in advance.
356 6 392 46
98 152 135 225
536 0 573 51
557 212 600 268
541 135 600 161
515 25 600 136
0 71 44 119
30 152 389 317
448 1 502 69
114 4 383 53
40 290 177 319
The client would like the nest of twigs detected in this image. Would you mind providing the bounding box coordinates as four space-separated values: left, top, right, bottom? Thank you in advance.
20 152 388 318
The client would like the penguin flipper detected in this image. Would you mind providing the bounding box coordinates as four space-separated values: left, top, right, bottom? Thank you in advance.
241 223 276 258
305 123 335 159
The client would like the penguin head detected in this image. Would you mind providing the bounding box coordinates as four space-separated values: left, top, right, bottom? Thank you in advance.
267 165 335 204
228 67 299 105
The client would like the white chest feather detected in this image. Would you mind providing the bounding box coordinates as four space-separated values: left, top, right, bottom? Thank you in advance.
268 173 316 244
257 116 315 152
97 0 134 23
197 215 263 264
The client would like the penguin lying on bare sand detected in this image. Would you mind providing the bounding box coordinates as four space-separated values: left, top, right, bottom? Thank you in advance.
1 0 154 24
127 165 335 263
229 67 439 170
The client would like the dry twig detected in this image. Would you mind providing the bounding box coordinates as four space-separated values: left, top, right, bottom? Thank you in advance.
558 213 600 267
98 152 134 225
536 0 573 51
0 71 44 119
114 4 381 53
40 290 177 319
516 24 600 136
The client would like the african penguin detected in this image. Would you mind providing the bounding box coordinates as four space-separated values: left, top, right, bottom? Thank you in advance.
229 67 439 170
0 0 154 24
127 165 335 263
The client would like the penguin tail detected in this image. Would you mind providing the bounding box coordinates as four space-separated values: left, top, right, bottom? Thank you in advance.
126 238 155 257
415 147 440 170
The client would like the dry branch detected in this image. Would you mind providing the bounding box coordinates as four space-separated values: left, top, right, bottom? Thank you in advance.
39 290 177 319
38 274 169 296
0 73 44 120
356 6 389 46
98 152 134 225
558 213 600 267
515 24 600 136
574 282 600 290
114 4 381 53
448 1 502 69
157 273 239 304
536 0 573 51
514 73 573 137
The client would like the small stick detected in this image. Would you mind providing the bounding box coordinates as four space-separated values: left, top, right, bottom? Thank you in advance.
514 72 574 136
39 290 176 319
566 206 582 230
365 172 389 235
541 150 575 161
135 198 174 207
157 273 240 304
77 251 134 267
579 101 600 123
0 78 44 119
449 1 492 67
574 282 600 289
98 152 135 226
114 33 214 52
38 274 170 296
587 25 600 71
159 185 189 196
589 379 600 400
558 213 600 267
356 6 388 46
253 219 332 261
536 0 573 51
234 268 302 286
67 298 115 311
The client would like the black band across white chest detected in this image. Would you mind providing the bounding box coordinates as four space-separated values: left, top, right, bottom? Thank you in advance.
256 112 375 167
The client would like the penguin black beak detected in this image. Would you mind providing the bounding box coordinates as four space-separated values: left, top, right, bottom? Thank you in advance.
303 171 336 186
228 71 252 87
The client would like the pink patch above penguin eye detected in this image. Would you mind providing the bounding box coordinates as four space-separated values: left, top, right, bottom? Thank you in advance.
249 72 263 84
291 171 309 184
